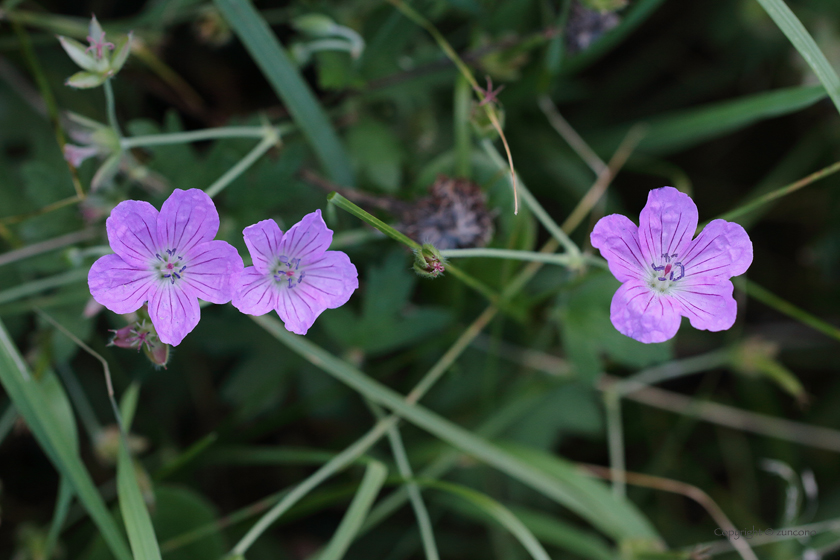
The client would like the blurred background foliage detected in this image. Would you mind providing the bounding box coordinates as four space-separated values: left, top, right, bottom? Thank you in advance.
0 0 839 559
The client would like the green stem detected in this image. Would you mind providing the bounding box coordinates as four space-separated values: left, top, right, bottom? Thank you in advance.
709 160 840 228
613 349 730 396
103 79 122 139
0 229 96 268
327 193 421 250
205 132 279 198
481 140 582 263
740 279 840 342
603 390 625 498
120 124 294 149
0 268 88 306
441 248 607 269
454 76 472 177
369 402 440 560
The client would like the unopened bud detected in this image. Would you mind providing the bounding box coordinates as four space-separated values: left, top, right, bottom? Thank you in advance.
108 315 170 369
292 14 337 37
413 243 446 279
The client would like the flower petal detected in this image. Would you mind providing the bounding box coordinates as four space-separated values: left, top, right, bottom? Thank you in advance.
590 214 647 282
156 189 219 257
278 209 332 262
638 187 698 266
274 287 319 335
232 267 279 316
609 280 682 344
106 200 160 268
670 276 738 332
680 219 752 279
300 251 359 308
148 282 200 346
88 254 155 314
243 219 284 275
181 240 244 304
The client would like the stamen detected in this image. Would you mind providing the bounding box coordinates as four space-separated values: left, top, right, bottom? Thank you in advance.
287 278 294 289
156 253 163 261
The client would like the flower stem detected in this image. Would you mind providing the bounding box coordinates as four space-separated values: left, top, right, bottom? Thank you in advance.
740 279 840 342
603 389 626 498
440 248 607 269
103 78 122 139
204 131 279 198
120 124 296 149
327 193 421 250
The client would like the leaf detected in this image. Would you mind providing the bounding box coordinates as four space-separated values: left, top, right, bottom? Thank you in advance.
214 0 355 186
66 70 107 89
346 119 404 192
0 318 132 560
151 486 226 560
556 273 672 381
507 384 604 449
320 251 452 355
754 0 840 116
511 506 615 560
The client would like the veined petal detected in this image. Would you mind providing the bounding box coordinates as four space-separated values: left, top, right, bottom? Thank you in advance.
638 187 698 266
301 251 359 308
278 209 332 262
106 200 160 268
157 189 219 256
590 214 647 282
671 276 737 332
275 287 319 335
88 254 155 314
232 267 279 316
148 282 200 346
182 240 244 304
610 280 681 344
243 219 284 275
681 219 752 279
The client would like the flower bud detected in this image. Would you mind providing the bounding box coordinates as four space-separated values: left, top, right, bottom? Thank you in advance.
413 243 446 279
108 316 170 369
292 14 338 37
58 14 133 89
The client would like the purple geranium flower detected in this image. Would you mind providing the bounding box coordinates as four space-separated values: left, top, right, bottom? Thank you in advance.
88 189 244 346
232 210 358 335
590 187 753 344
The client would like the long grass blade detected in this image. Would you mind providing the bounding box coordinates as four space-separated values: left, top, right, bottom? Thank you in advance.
214 0 354 186
117 435 163 560
754 0 840 115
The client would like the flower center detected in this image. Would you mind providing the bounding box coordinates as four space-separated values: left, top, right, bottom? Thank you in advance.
649 253 684 292
155 249 187 285
272 255 306 289
86 32 114 59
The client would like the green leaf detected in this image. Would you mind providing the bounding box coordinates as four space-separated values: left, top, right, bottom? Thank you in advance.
118 435 163 560
599 85 826 156
346 119 404 192
754 0 840 116
253 314 662 543
66 70 107 89
318 461 388 560
214 0 355 186
320 252 452 355
422 479 551 560
0 318 132 560
151 486 226 560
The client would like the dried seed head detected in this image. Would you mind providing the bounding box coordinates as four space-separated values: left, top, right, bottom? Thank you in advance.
398 176 494 250
565 0 622 54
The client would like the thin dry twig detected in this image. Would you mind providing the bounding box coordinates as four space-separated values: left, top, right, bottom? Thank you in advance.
579 463 758 560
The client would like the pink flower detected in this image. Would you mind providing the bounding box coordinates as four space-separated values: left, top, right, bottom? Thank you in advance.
88 189 244 346
232 210 358 335
590 187 753 344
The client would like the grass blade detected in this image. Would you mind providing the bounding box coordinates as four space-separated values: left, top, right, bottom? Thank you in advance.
421 479 551 560
214 0 354 186
117 435 163 560
316 461 388 560
252 315 661 543
754 0 840 115
510 507 615 560
600 85 826 155
0 318 132 560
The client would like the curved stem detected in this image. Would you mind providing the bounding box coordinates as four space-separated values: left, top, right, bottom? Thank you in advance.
205 132 279 198
120 123 295 149
441 248 607 269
